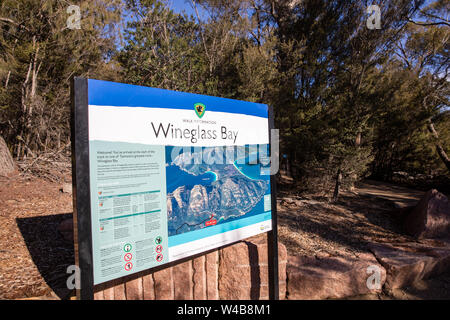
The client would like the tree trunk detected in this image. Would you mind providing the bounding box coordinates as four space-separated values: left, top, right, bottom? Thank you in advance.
0 135 16 176
17 35 40 160
427 118 450 173
332 168 342 202
355 131 361 147
5 70 11 88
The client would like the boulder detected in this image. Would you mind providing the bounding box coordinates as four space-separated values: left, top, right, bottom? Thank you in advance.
368 240 450 290
286 252 386 300
403 189 450 239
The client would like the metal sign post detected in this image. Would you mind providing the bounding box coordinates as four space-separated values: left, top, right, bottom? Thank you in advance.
267 106 279 300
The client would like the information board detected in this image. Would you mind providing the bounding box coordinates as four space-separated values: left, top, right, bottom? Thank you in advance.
71 78 277 297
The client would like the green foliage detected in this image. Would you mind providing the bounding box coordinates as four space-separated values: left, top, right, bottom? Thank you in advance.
0 0 124 158
119 0 205 91
0 0 448 194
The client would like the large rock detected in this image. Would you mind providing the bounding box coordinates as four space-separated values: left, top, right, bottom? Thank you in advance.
368 240 450 290
403 189 450 239
286 252 386 300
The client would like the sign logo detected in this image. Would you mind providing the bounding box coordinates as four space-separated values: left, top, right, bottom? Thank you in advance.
194 103 206 118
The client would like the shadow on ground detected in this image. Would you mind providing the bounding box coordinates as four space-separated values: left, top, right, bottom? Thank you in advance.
16 213 75 299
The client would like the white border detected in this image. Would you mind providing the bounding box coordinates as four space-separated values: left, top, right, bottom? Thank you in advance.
168 220 272 261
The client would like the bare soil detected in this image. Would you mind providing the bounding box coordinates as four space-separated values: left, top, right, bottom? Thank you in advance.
277 179 424 259
0 173 449 300
0 174 73 299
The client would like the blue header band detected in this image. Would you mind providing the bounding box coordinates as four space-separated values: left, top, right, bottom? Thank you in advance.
88 79 268 118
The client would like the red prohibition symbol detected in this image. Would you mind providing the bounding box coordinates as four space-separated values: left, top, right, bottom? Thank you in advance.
124 253 132 261
124 262 133 271
156 245 163 253
156 254 163 262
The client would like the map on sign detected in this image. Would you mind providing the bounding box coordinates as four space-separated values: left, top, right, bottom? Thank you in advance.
166 146 270 236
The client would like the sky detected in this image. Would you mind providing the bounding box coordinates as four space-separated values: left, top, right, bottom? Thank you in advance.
116 0 209 48
169 0 194 15
166 0 209 19
121 0 209 26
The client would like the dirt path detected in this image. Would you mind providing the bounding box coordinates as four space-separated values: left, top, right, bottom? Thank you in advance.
277 179 423 259
356 180 424 207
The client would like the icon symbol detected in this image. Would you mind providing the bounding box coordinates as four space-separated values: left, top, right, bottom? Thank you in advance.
156 254 163 262
155 236 162 245
124 262 133 271
194 103 206 119
123 243 132 252
205 214 217 227
124 253 133 262
156 245 163 253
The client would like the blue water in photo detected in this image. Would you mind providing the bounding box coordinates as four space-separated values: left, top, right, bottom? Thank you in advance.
166 165 217 193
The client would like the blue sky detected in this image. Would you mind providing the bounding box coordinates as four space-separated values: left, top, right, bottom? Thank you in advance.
169 0 194 15
122 0 209 24
167 0 208 19
117 0 208 47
